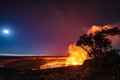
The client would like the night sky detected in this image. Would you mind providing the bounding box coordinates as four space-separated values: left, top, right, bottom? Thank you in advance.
0 0 120 55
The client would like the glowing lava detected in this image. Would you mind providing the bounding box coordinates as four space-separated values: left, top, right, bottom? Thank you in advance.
65 43 89 66
40 43 90 69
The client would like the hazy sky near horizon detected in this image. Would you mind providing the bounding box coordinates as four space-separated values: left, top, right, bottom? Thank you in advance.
0 0 120 55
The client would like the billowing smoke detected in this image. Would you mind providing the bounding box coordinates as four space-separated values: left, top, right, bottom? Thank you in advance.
76 24 120 58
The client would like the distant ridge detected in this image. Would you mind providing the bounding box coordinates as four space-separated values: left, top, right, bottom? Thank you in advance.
0 53 49 56
0 53 66 57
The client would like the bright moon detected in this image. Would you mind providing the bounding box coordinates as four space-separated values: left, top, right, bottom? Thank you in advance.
2 29 10 35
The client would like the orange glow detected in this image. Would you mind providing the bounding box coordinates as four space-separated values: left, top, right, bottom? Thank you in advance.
40 43 90 69
40 61 65 69
87 25 112 36
65 43 89 66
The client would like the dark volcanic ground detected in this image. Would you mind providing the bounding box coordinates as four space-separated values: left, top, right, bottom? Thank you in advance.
0 55 120 80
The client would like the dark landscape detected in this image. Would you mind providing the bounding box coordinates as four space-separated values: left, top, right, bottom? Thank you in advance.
0 0 120 80
0 54 120 80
